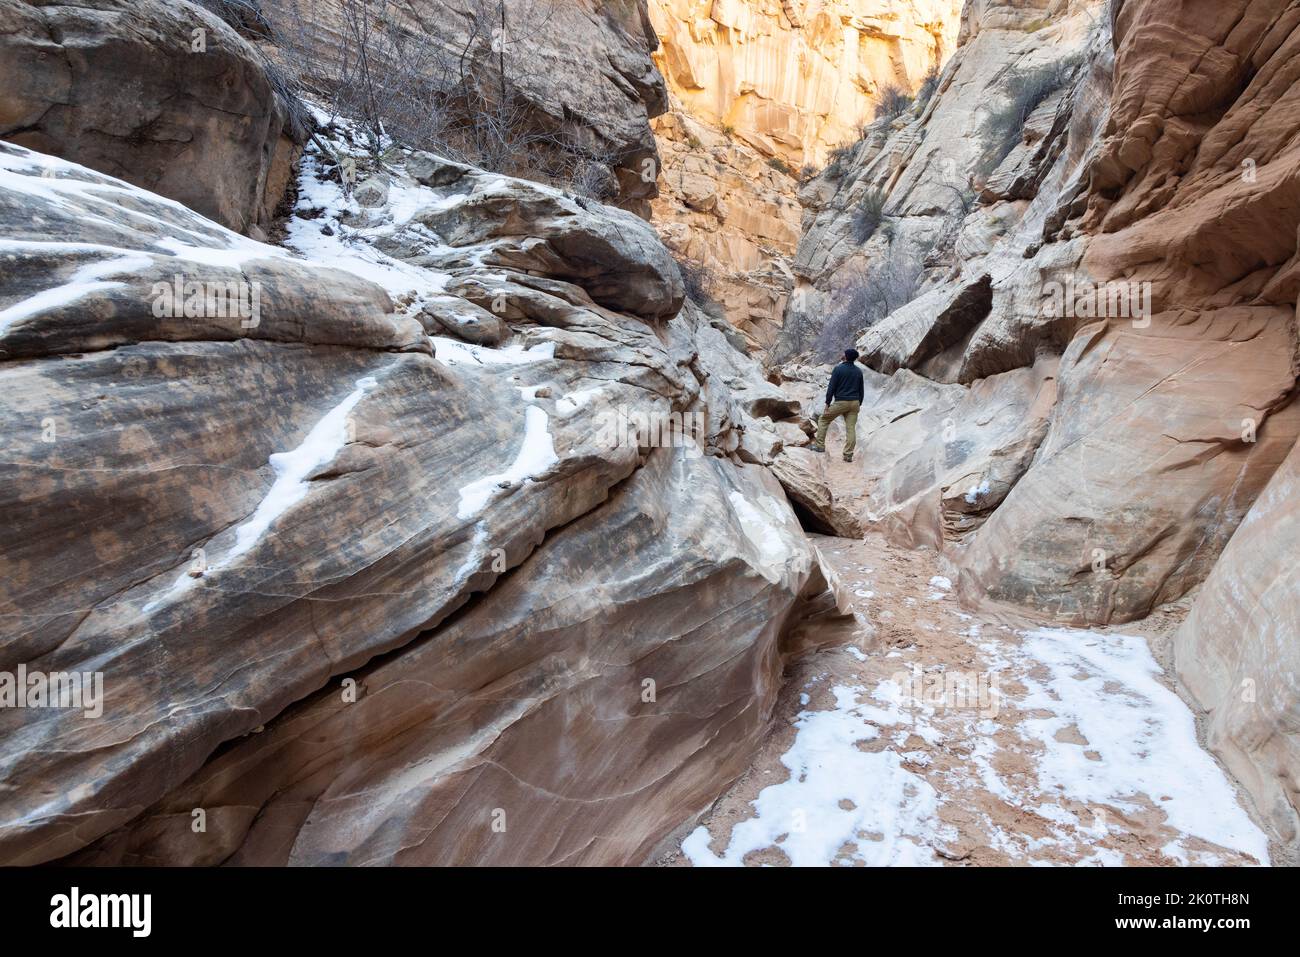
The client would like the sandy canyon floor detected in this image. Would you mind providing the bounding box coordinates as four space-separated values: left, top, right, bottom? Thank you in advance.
658 520 1271 867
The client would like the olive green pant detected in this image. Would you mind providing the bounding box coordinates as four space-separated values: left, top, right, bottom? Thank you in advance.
815 400 860 457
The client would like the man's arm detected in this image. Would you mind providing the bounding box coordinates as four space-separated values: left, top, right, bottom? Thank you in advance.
825 367 837 405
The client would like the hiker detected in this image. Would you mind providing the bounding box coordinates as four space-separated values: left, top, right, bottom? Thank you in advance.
811 348 864 463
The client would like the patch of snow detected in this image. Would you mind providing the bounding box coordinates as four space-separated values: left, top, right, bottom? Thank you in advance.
143 376 379 613
0 253 152 335
684 682 950 867
285 147 452 308
727 491 794 571
432 336 555 367
555 386 603 415
149 236 278 271
964 480 991 504
384 176 461 226
1017 627 1270 864
456 405 558 519
225 376 378 562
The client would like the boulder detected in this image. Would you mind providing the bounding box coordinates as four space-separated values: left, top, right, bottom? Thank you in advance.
0 0 305 234
771 447 865 537
0 131 817 866
957 312 1300 624
64 450 814 865
409 173 685 322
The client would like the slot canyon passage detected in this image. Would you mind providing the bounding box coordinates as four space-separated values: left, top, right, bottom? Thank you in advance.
0 0 1297 869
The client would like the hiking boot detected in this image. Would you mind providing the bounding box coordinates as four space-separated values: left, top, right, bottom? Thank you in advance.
843 452 854 463
810 444 826 453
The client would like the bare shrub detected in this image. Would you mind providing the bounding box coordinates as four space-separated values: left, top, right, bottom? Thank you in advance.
195 0 275 39
875 84 914 121
772 305 817 364
925 180 976 262
811 242 925 361
978 56 1081 174
774 237 926 363
851 188 888 244
823 141 858 179
767 156 794 176
272 0 459 154
271 0 613 196
915 68 941 110
674 254 719 311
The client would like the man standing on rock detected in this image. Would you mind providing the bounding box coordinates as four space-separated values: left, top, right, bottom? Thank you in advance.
811 348 864 463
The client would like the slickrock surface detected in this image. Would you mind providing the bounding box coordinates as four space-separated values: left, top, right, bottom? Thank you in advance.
0 118 820 865
1175 439 1300 856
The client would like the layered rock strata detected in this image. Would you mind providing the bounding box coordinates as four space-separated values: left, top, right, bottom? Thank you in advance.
0 118 822 864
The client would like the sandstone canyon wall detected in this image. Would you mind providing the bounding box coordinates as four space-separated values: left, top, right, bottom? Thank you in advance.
646 0 964 349
2 0 1299 867
649 0 962 165
258 0 672 212
777 0 1300 854
651 107 804 350
0 0 832 865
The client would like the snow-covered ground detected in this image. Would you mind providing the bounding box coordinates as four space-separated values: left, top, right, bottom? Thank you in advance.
681 535 1270 867
685 680 950 866
284 118 455 312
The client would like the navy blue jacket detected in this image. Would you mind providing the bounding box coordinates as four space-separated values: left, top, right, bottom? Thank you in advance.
825 361 864 404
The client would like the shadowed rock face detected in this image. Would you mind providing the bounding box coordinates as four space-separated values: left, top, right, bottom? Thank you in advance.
0 0 304 235
1174 438 1300 856
959 0 1300 623
1105 0 1300 859
959 312 1300 622
0 130 821 865
256 0 669 213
